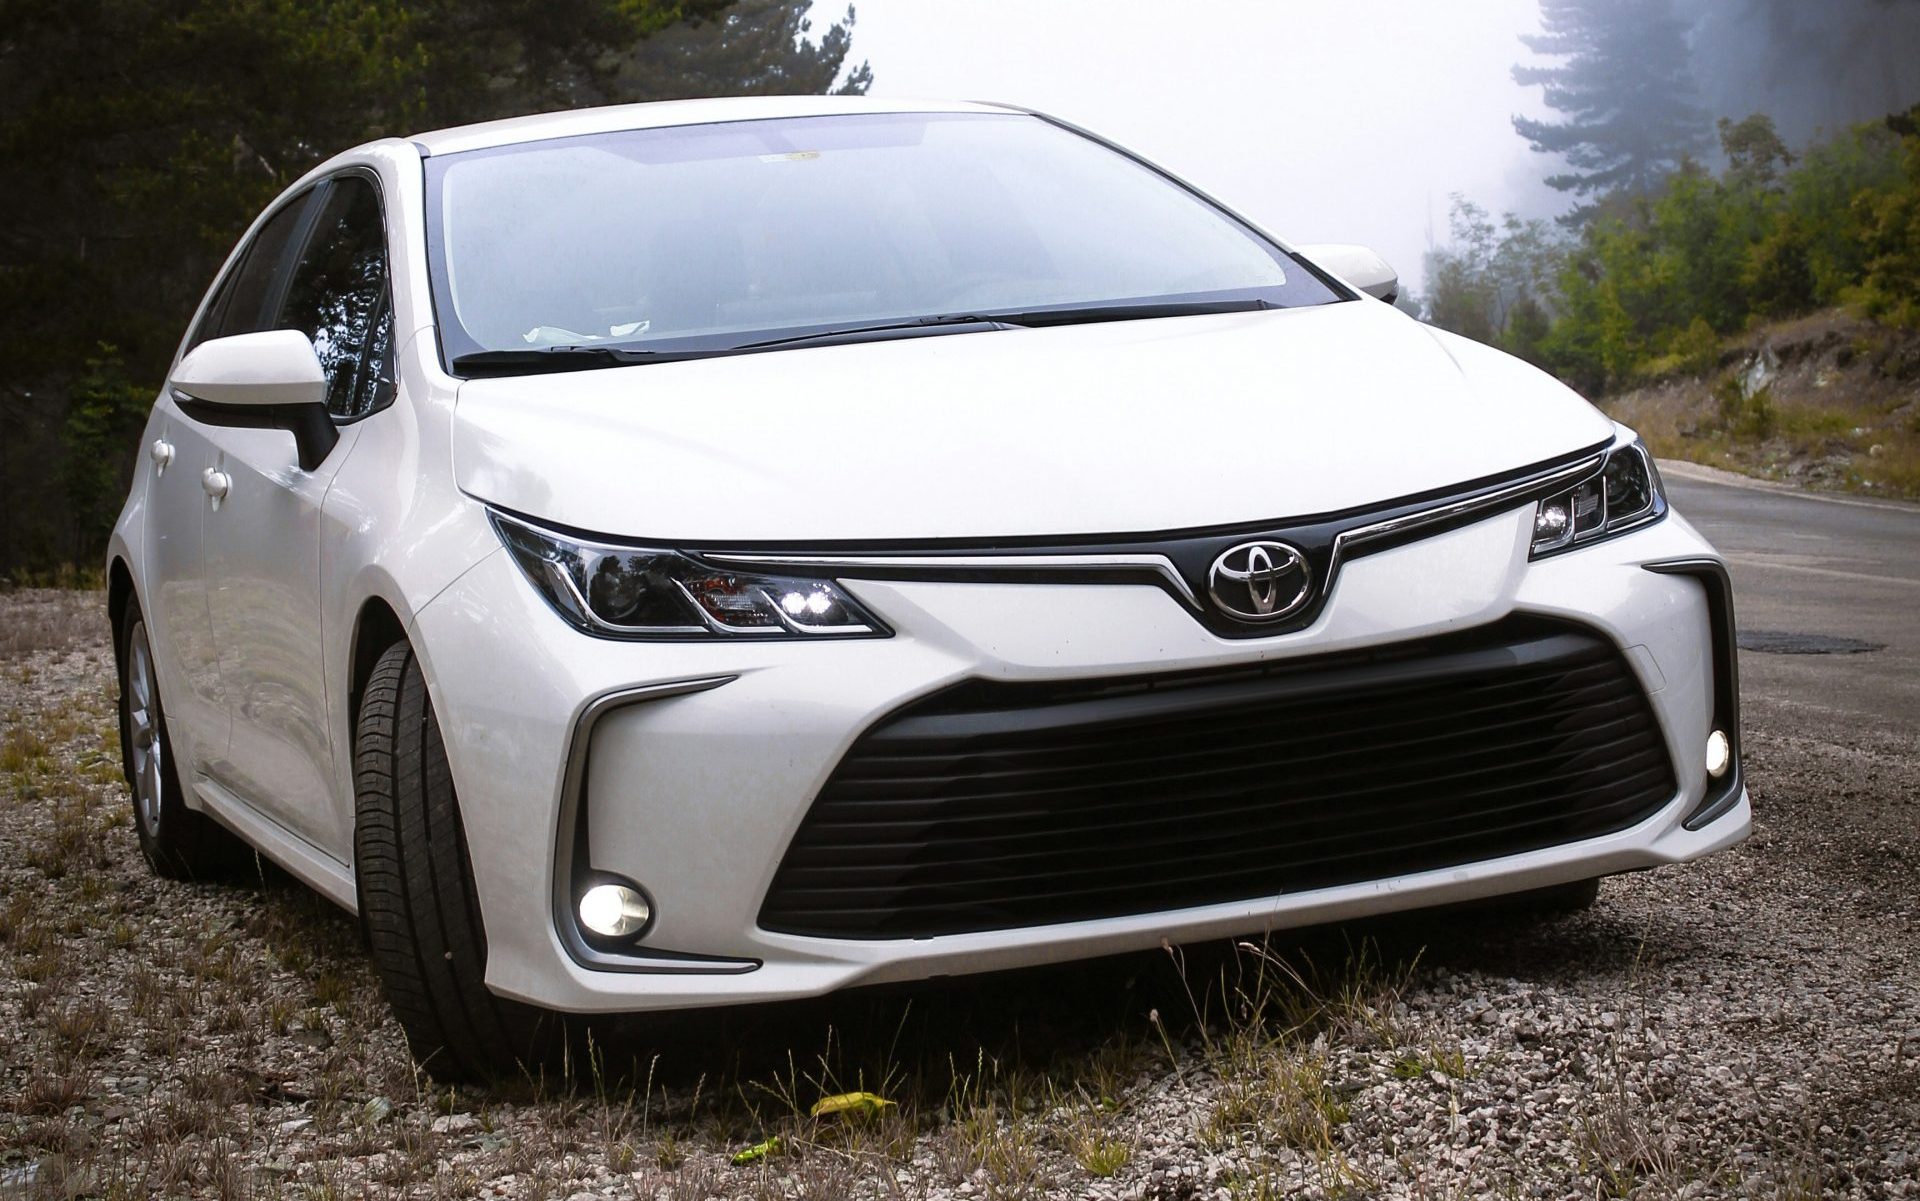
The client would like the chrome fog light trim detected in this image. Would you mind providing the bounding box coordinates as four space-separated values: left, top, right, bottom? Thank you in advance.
1705 729 1731 780
579 882 652 940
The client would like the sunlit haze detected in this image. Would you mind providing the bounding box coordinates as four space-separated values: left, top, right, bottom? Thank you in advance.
850 0 1920 299
852 0 1559 297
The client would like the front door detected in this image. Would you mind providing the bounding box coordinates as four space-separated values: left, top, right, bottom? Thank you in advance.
202 172 395 850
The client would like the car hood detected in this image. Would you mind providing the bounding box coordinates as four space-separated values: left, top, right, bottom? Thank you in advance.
451 300 1614 543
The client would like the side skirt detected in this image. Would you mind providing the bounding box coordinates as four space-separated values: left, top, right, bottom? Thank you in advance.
193 775 358 912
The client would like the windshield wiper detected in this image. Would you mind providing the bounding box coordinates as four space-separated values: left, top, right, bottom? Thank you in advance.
726 299 1275 354
455 318 1003 372
978 297 1277 326
454 298 1281 374
727 314 1012 352
451 345 721 375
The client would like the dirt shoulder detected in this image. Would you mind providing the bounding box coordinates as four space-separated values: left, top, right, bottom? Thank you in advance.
2 591 1917 1199
1603 308 1920 500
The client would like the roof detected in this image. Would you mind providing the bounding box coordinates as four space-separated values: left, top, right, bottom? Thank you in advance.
411 96 1015 157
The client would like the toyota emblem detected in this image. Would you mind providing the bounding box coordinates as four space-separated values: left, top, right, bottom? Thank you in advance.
1208 541 1312 622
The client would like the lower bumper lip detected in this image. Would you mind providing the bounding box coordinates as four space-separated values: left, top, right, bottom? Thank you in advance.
499 789 1752 1012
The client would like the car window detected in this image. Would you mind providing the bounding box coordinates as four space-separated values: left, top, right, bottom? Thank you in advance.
184 264 244 356
184 189 313 353
274 175 394 419
427 112 1344 365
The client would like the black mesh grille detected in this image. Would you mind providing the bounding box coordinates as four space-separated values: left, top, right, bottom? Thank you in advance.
759 617 1677 939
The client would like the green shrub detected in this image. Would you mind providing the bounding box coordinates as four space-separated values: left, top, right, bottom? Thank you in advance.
1669 316 1723 378
1847 122 1920 326
1744 215 1819 318
1715 378 1776 440
1426 107 1920 390
61 347 152 553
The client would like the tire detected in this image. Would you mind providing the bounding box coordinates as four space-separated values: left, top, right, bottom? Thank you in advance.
118 600 248 879
353 639 560 1082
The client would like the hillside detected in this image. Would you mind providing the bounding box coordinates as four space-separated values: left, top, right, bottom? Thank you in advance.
1600 309 1920 498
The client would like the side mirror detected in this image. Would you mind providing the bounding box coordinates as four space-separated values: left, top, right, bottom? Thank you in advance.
169 330 338 470
1297 243 1400 305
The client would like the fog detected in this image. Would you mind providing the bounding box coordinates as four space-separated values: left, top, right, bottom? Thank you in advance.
848 0 1920 299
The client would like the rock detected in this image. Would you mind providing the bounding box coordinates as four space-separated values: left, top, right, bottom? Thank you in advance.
1739 347 1779 398
0 1163 40 1191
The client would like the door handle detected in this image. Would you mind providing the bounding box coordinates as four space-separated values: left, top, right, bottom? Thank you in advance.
150 438 175 473
201 468 231 505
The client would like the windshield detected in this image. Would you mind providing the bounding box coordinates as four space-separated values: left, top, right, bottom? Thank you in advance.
425 111 1346 368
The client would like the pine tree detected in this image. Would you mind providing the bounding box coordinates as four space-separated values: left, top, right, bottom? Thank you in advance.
0 0 868 570
1682 0 1920 152
615 1 871 100
1513 0 1711 215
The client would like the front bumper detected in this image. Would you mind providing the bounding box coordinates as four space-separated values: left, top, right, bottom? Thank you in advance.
411 503 1749 1013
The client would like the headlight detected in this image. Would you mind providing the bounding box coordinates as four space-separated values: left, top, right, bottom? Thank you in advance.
491 511 886 639
1529 434 1666 558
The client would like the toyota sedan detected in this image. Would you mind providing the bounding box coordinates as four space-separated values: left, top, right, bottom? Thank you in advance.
108 97 1749 1080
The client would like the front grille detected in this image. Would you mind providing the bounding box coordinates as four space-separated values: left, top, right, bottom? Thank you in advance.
759 617 1678 939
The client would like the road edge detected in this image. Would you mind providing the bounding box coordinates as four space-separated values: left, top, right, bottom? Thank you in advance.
1658 458 1920 514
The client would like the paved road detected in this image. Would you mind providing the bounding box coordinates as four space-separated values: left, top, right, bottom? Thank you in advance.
1662 462 1920 741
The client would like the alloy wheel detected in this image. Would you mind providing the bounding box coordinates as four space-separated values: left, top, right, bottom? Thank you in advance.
127 619 164 839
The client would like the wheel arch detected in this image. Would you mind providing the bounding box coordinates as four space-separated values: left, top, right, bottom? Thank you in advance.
347 595 410 737
107 556 136 660
107 556 137 786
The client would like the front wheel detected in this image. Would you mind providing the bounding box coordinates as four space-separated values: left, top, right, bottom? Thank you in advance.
352 639 560 1082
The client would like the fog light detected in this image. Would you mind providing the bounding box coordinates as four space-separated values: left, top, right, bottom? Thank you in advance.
1705 729 1731 779
578 882 651 939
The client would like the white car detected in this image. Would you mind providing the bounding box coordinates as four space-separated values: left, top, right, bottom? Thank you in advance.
108 96 1749 1080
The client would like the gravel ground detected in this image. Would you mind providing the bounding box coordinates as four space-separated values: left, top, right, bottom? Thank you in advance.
1 588 1915 1199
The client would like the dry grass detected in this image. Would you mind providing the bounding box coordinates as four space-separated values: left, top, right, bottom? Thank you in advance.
0 587 107 662
0 589 1902 1199
1157 940 1409 1197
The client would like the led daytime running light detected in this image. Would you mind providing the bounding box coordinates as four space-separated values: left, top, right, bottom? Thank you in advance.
1530 436 1665 558
491 512 887 639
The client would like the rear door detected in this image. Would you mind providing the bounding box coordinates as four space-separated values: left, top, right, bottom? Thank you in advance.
141 402 224 770
200 172 395 850
143 190 318 775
